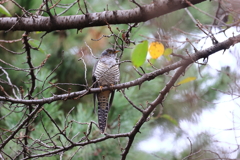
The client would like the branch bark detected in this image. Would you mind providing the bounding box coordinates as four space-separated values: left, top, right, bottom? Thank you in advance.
0 0 206 31
1 34 239 105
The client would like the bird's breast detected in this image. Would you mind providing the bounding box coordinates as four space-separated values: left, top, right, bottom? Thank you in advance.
94 61 120 86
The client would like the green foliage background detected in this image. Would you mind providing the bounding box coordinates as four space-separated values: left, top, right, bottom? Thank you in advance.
0 0 236 159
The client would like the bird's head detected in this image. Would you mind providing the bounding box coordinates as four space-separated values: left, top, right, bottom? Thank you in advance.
101 48 120 58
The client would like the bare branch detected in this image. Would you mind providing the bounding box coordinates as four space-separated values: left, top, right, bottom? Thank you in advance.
0 33 238 105
0 67 20 99
0 0 206 31
0 104 43 150
121 64 189 160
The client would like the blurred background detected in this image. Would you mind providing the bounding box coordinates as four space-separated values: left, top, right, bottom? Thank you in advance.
0 0 240 159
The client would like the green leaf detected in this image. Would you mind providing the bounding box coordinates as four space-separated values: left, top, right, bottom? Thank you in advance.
161 114 178 126
177 77 196 85
131 41 148 67
163 48 173 61
226 14 234 24
35 31 44 34
0 4 11 17
28 39 48 54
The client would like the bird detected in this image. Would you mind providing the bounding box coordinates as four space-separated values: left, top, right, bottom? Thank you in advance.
92 48 120 133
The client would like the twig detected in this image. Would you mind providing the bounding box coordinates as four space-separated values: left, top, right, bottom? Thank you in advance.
132 66 143 76
83 0 88 14
57 1 78 16
44 0 53 17
78 50 89 88
147 59 158 70
185 0 228 27
9 0 32 16
0 104 43 150
42 108 73 144
0 44 26 54
0 34 239 105
0 67 20 99
184 8 197 24
187 137 193 160
40 57 63 97
129 0 142 9
121 65 189 160
120 89 143 112
0 38 22 43
85 42 98 59
49 0 61 9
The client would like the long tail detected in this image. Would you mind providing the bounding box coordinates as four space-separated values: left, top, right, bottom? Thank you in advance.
98 104 109 133
97 90 111 133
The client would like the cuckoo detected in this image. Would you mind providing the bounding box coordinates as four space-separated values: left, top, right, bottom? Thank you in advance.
92 48 120 133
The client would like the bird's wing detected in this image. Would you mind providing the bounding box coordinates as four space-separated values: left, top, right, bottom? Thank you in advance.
108 91 115 110
92 60 99 114
108 64 120 110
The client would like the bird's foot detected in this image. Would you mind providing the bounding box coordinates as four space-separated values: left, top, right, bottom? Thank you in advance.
110 84 115 91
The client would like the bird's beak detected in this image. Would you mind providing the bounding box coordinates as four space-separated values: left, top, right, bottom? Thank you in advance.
114 50 121 53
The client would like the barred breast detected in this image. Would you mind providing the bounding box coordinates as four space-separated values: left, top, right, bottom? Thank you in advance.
94 60 120 86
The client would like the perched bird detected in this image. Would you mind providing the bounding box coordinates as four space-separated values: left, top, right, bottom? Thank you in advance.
92 48 120 133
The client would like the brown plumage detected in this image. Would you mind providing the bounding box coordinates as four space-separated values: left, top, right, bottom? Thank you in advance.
92 48 120 133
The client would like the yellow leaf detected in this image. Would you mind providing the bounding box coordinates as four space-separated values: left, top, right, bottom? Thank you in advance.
148 42 164 59
177 77 196 85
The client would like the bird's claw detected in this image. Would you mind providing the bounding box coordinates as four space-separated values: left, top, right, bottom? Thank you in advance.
110 84 114 91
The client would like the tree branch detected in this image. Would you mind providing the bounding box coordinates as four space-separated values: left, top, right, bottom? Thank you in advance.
0 104 43 150
121 65 189 160
0 0 206 31
0 33 239 105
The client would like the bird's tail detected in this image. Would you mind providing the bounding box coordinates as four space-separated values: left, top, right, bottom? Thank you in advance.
97 90 111 133
98 104 109 133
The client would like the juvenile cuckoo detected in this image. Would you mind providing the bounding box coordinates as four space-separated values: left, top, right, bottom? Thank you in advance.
92 48 120 133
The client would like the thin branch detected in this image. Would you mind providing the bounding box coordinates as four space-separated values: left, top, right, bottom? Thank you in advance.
22 32 36 97
78 50 89 88
0 38 22 43
39 56 63 98
9 0 32 17
0 104 43 150
42 108 74 144
0 33 239 105
121 65 189 160
57 1 78 16
120 89 143 112
22 132 130 159
0 67 20 99
22 31 35 158
0 44 26 54
185 0 228 27
85 42 98 59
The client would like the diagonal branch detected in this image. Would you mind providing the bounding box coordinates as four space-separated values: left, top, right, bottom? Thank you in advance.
121 65 189 160
22 132 130 159
0 33 239 105
0 104 43 150
0 0 206 31
20 58 190 160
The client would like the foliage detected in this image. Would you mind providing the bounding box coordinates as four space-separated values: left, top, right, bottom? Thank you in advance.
131 40 148 67
0 5 11 17
0 0 240 159
149 42 165 59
